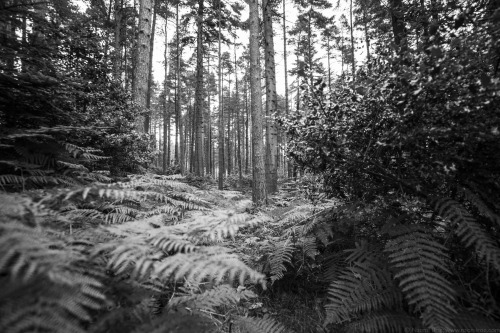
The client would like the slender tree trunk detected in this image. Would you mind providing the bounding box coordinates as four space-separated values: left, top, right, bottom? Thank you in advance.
249 0 267 204
163 11 170 172
296 33 300 112
175 3 180 167
103 0 114 61
308 9 313 86
227 76 232 175
283 0 292 178
245 73 250 174
341 27 345 84
132 0 153 132
145 0 157 132
206 55 212 175
327 34 332 91
193 0 205 175
217 0 224 189
390 0 407 53
362 6 371 63
235 44 242 182
350 0 355 82
113 0 123 81
263 0 278 194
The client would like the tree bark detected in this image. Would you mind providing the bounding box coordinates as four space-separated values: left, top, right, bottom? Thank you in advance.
132 0 153 132
263 0 278 194
390 0 407 54
349 0 355 82
249 0 267 204
217 0 224 189
193 0 205 175
113 0 123 82
235 44 242 182
163 11 170 172
145 0 157 133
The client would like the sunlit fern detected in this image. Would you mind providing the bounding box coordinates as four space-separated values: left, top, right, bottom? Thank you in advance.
168 284 257 311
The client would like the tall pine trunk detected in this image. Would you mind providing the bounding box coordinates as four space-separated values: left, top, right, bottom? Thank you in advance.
350 0 355 82
163 11 170 172
193 0 204 175
263 0 278 193
217 0 224 189
145 0 157 133
113 0 123 82
249 0 267 204
132 0 153 132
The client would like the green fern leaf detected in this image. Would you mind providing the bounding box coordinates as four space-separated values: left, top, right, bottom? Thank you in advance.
432 197 500 273
385 225 456 329
264 241 295 283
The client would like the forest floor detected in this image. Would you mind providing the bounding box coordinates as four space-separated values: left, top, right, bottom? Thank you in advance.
104 176 326 333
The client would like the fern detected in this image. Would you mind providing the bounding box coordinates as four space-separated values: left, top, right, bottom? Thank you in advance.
432 197 500 273
325 242 397 325
236 314 291 333
264 240 295 283
0 222 107 333
385 224 456 329
153 250 266 286
149 233 198 253
169 284 257 311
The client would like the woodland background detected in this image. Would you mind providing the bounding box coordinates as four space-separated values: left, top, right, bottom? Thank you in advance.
1 0 500 332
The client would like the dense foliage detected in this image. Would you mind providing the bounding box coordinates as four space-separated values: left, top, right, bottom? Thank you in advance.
0 0 154 177
279 0 500 331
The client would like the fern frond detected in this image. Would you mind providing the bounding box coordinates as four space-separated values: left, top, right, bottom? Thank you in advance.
462 188 500 227
154 250 266 287
385 224 456 329
264 241 295 283
432 197 500 273
145 204 180 217
169 284 256 311
56 160 89 171
0 174 25 186
300 236 318 259
149 233 198 253
325 242 396 325
236 314 291 333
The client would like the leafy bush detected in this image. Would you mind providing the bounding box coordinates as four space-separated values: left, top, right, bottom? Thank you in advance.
279 8 500 331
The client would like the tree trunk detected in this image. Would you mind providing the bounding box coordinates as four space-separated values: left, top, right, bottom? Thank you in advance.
163 11 170 172
227 76 232 175
205 55 212 175
175 3 180 167
145 0 157 132
327 34 332 91
193 0 205 176
217 0 224 189
235 44 242 182
390 0 407 54
350 0 355 82
245 73 250 174
362 6 371 64
263 0 278 194
113 0 123 82
132 0 153 132
249 0 267 204
283 0 292 178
